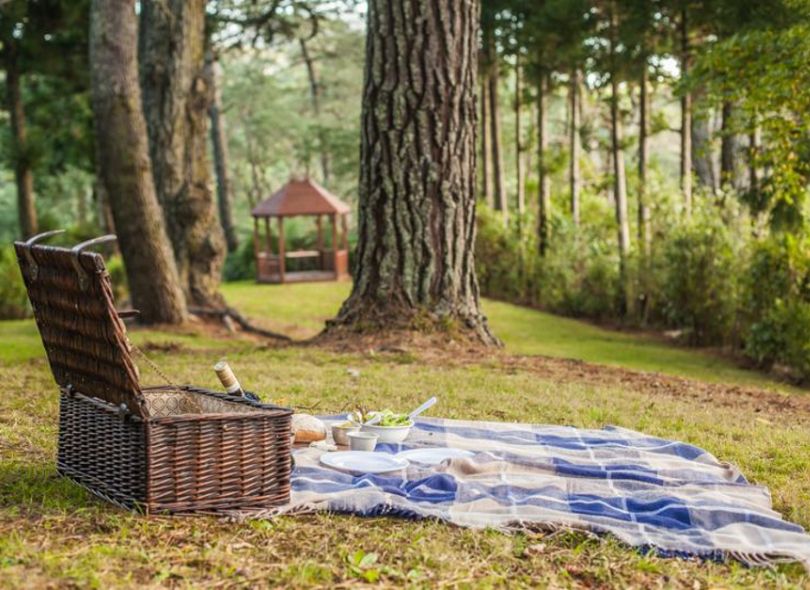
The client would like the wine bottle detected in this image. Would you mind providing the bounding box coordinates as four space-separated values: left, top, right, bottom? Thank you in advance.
213 360 244 397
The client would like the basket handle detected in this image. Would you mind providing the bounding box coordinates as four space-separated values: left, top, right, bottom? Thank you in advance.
71 235 118 291
21 229 66 281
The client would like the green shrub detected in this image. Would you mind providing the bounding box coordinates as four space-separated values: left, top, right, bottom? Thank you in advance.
223 239 257 282
743 234 810 380
105 254 129 303
0 246 30 319
658 213 741 345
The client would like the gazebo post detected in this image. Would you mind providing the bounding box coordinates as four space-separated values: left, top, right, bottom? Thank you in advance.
253 216 259 257
331 213 338 278
341 213 348 251
277 216 286 283
264 217 272 256
316 214 324 270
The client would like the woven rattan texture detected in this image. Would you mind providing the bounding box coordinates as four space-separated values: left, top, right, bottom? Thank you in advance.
58 390 147 509
14 243 145 416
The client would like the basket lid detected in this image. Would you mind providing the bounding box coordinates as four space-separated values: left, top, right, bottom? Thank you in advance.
15 233 146 417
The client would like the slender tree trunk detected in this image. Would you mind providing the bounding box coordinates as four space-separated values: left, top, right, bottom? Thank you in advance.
140 0 226 308
638 60 651 261
204 51 238 253
749 120 760 193
515 52 525 216
299 37 331 184
720 101 740 191
4 43 38 239
537 72 551 256
569 67 581 226
486 31 507 221
609 3 632 316
680 5 693 215
480 77 494 206
332 0 496 345
89 0 187 324
691 89 717 195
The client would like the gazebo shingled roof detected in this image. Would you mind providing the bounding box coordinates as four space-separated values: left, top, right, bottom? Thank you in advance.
251 178 350 217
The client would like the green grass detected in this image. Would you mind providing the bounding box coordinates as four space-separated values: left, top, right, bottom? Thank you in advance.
0 281 808 587
222 281 802 393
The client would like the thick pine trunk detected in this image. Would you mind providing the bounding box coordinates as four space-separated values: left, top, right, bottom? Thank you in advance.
486 30 507 220
537 73 550 256
4 44 38 239
140 0 226 308
637 62 651 260
691 89 717 195
333 0 496 345
609 3 632 316
680 6 693 215
89 0 187 324
569 67 581 226
204 52 238 253
480 76 494 206
299 37 331 184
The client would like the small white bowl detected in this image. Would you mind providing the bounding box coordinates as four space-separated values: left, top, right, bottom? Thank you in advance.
361 421 413 444
348 431 378 451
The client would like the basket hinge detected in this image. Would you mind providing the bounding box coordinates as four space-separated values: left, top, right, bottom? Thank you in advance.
21 230 66 281
70 235 117 290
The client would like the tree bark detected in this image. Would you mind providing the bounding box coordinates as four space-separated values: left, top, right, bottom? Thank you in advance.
332 0 496 345
638 60 651 261
299 37 331 184
140 0 226 308
89 0 187 324
480 75 494 206
486 28 507 221
691 90 717 195
609 2 632 316
537 73 550 256
515 52 525 216
680 5 693 215
569 66 581 226
4 42 38 239
719 101 741 191
204 51 239 253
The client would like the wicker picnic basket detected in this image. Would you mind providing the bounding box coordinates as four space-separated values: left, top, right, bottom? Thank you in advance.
14 231 293 514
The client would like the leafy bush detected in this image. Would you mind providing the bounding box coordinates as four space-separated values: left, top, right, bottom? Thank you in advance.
743 234 810 380
657 213 741 346
0 246 30 319
223 239 257 282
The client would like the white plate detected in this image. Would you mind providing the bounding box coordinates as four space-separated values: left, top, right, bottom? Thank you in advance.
319 451 409 474
396 448 475 466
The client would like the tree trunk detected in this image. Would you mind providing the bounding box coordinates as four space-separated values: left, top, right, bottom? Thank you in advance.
486 30 507 221
515 52 525 216
680 5 693 215
4 43 38 239
89 0 187 324
749 120 760 194
691 90 717 195
719 101 741 191
204 51 239 253
569 66 581 226
140 0 226 308
638 61 651 261
609 3 632 316
537 73 550 256
299 37 331 184
480 76 494 206
332 0 496 345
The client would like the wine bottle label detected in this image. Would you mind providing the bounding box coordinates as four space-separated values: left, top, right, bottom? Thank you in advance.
214 360 243 396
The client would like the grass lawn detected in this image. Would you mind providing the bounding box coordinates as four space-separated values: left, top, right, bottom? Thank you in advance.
0 281 808 588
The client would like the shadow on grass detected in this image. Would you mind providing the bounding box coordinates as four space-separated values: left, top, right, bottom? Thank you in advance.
0 461 96 512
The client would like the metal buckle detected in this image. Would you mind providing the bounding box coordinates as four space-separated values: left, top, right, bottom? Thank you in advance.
70 235 117 291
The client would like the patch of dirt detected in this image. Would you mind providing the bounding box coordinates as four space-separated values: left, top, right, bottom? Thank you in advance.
311 328 810 420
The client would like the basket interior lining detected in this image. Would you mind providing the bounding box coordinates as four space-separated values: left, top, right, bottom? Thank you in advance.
142 390 266 418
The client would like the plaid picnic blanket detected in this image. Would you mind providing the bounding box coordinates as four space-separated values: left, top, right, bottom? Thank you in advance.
262 416 810 569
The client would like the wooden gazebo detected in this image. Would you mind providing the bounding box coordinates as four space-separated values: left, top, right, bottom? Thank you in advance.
251 178 350 284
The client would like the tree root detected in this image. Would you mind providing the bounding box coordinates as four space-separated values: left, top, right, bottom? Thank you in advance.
189 306 293 342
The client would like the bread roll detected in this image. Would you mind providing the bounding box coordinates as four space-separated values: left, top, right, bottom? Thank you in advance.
291 413 327 443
